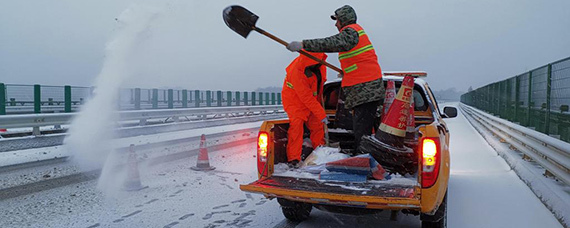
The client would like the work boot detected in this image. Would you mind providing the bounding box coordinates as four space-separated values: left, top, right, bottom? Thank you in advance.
288 160 301 169
300 146 313 161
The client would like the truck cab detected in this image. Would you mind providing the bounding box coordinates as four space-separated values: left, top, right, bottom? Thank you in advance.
241 72 456 228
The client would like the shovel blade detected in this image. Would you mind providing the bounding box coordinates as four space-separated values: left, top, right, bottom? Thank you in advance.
222 5 259 38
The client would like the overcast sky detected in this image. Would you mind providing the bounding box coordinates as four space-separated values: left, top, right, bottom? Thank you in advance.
1 0 569 92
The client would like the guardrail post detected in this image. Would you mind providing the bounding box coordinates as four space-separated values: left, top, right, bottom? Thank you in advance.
134 88 141 110
152 89 158 109
271 93 275 105
0 83 5 115
251 92 256 105
227 91 232 106
64 85 72 112
207 90 212 107
217 90 222 107
545 64 552 134
236 91 241 106
504 81 509 118
277 93 281 105
182 89 188 108
527 71 532 126
195 90 200 108
495 82 501 117
259 92 263 105
514 76 520 122
243 91 248 105
265 93 270 105
168 89 174 109
34 84 41 113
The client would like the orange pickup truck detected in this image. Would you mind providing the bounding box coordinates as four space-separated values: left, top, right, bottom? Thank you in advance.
241 73 457 228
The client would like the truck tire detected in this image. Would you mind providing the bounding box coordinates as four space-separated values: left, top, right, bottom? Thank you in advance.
278 199 312 222
421 192 447 228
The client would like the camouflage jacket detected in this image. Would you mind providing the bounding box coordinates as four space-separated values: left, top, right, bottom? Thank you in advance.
303 5 384 109
303 28 359 53
342 79 385 110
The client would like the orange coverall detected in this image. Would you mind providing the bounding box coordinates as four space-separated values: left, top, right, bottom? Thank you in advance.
281 52 328 162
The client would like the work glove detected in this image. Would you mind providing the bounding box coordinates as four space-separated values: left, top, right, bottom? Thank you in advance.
321 118 329 125
286 41 303 52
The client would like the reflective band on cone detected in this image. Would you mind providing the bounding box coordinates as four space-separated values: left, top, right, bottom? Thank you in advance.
123 144 148 191
404 94 418 148
382 80 396 122
191 134 215 171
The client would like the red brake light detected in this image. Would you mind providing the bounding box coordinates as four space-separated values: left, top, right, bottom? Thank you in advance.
421 137 440 188
258 132 268 160
423 139 437 166
257 132 269 176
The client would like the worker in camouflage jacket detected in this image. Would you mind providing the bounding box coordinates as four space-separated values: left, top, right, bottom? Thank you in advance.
286 5 385 152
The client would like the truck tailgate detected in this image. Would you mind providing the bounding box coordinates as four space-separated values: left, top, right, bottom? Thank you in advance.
240 176 421 210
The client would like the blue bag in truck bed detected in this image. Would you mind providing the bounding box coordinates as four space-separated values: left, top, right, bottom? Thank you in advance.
325 155 370 175
324 154 389 180
319 171 368 182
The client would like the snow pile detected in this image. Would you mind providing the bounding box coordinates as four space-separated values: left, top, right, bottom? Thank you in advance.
64 4 162 197
302 146 349 166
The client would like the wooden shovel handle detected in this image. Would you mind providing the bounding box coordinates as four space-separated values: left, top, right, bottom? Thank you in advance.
253 27 343 73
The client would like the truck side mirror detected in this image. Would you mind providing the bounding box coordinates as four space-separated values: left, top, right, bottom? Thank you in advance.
443 107 457 118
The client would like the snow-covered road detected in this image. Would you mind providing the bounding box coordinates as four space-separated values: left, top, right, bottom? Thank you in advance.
0 104 564 228
445 107 562 228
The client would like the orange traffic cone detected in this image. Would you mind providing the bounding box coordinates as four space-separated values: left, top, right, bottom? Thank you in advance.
376 76 415 146
191 134 215 171
359 76 417 175
382 80 396 122
404 93 418 148
123 144 147 191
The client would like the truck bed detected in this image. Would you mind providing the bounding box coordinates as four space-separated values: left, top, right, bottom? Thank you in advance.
247 176 417 198
241 174 421 209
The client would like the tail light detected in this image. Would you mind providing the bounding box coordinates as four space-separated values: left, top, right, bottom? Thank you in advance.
257 132 269 176
421 137 440 188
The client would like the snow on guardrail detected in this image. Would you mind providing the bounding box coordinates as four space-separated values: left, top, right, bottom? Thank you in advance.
0 105 283 134
460 104 570 185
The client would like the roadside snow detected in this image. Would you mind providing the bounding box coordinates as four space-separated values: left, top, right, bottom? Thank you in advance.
0 142 284 228
461 104 570 227
446 103 563 228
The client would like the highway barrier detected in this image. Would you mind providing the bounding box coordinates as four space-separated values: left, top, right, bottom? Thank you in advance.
461 56 570 143
461 104 570 186
0 105 283 136
0 83 282 115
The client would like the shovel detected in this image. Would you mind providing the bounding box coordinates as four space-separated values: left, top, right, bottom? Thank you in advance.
222 5 343 74
223 5 335 147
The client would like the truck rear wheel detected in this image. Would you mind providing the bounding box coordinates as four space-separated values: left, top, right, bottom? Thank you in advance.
278 198 312 221
421 192 447 228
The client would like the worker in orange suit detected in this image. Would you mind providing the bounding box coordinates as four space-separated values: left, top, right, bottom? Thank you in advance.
282 52 328 168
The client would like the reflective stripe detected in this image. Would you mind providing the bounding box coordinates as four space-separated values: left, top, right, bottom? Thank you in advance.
344 64 358 73
286 82 294 89
357 30 366 36
338 44 374 60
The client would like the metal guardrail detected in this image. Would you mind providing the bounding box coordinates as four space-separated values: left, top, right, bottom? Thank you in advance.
461 104 570 186
460 56 570 143
0 105 283 135
0 83 283 115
